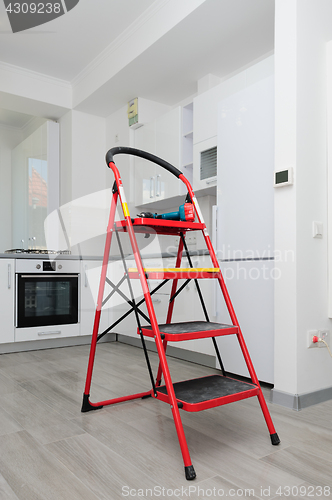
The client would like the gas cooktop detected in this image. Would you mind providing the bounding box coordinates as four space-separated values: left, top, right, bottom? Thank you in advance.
4 249 71 255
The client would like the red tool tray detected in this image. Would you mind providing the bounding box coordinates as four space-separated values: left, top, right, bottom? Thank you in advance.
115 218 205 235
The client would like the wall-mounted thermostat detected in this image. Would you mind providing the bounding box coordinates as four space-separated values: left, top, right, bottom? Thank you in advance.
274 167 293 187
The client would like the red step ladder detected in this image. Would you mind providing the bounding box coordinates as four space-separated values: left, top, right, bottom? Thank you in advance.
82 147 280 481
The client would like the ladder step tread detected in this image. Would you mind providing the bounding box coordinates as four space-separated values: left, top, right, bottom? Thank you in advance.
140 321 238 341
157 375 259 411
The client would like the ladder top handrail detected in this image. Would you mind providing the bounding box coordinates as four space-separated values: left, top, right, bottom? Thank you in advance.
106 146 182 179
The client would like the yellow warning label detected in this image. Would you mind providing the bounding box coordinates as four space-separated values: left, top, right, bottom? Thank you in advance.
122 203 130 218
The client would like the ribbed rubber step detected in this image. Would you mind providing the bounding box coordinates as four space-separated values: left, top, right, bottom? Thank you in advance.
140 321 238 341
156 374 259 412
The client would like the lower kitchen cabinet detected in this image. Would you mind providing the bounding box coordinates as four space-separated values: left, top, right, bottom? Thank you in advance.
167 254 217 357
0 259 15 344
106 258 143 338
81 260 110 336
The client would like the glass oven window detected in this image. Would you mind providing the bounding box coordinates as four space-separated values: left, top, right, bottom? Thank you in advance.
17 274 78 328
25 281 71 317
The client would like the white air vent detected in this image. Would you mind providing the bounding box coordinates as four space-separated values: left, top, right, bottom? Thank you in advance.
200 146 217 180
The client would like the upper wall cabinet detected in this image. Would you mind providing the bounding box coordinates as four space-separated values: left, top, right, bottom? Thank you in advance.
134 107 182 207
193 137 217 192
192 57 274 194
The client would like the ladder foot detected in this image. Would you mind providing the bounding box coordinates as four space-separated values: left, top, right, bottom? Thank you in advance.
81 393 103 413
141 393 152 399
270 432 280 445
185 465 196 480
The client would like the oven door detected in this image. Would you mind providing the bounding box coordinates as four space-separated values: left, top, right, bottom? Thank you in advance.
16 274 78 328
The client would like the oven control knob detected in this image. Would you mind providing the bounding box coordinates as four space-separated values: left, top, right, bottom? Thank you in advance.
58 265 62 269
36 264 41 269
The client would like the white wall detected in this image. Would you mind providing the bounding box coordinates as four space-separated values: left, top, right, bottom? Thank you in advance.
274 0 332 399
71 111 106 200
57 110 106 256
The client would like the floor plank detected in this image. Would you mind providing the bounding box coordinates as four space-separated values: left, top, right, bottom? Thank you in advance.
0 431 100 500
46 433 163 500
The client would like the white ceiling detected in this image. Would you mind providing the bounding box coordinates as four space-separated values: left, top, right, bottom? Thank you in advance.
0 0 275 122
0 0 155 81
76 0 275 116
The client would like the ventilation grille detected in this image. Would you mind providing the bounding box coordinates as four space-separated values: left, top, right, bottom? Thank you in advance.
200 146 217 180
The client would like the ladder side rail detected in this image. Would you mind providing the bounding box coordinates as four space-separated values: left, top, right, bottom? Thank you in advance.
83 189 118 403
108 160 195 471
180 174 278 438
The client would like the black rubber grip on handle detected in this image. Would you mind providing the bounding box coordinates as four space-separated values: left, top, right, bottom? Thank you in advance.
105 147 182 178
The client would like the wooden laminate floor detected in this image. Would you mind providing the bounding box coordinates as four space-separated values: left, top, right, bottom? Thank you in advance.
0 341 331 499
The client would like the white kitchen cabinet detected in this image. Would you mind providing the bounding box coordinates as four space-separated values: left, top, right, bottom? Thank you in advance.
193 71 247 146
181 102 194 188
193 89 218 146
101 258 139 339
192 84 219 193
134 107 182 207
108 257 170 339
168 253 217 357
134 122 156 206
193 136 217 192
80 260 110 337
0 260 15 344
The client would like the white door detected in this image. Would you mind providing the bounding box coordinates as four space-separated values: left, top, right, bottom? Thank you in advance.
217 75 274 383
217 260 274 384
134 122 156 206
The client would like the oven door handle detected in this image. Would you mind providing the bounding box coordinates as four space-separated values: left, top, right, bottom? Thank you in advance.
19 274 78 278
38 331 62 336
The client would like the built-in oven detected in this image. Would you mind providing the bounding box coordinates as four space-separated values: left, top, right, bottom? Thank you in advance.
15 259 79 329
